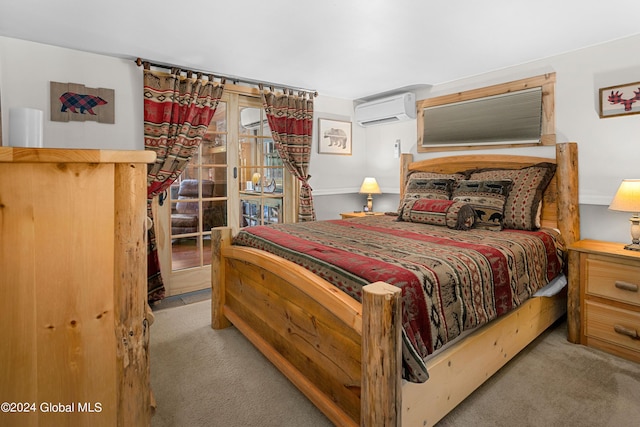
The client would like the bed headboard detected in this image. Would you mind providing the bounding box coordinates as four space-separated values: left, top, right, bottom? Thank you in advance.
399 142 580 246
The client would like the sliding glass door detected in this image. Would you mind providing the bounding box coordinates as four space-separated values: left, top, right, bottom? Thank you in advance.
155 86 295 297
153 100 229 296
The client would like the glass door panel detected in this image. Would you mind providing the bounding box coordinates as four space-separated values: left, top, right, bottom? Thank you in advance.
170 100 228 273
263 198 282 224
157 89 294 297
237 102 285 229
239 196 282 227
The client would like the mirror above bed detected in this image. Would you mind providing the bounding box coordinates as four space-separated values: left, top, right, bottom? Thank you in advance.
417 73 556 152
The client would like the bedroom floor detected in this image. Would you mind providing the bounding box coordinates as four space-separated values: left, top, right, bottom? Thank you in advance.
151 288 212 311
149 302 640 427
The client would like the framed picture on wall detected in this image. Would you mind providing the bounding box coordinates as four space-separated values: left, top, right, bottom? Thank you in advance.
50 81 115 124
318 118 352 155
599 81 640 118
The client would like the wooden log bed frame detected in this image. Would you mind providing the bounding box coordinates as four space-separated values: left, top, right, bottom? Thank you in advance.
211 142 580 426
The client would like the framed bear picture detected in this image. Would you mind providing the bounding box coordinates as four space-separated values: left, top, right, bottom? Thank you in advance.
50 81 115 123
318 118 352 155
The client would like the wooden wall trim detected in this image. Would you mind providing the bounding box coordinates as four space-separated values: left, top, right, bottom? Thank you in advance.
417 73 556 152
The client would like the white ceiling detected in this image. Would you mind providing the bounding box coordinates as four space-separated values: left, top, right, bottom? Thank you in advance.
2 0 640 100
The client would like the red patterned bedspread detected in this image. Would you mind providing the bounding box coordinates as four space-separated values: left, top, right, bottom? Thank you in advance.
232 215 565 383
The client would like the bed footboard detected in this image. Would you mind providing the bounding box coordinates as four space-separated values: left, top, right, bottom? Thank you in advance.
210 142 579 427
212 227 393 426
403 291 567 426
211 228 566 427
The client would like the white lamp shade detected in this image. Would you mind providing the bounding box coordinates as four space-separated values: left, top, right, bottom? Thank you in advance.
359 177 382 194
609 179 640 213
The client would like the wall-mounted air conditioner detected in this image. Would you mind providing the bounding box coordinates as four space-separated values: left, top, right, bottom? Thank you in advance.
355 92 416 127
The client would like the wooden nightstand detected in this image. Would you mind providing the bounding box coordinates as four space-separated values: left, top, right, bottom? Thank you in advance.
340 211 385 219
568 239 640 363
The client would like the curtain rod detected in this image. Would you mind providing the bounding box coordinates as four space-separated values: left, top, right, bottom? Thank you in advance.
135 58 318 97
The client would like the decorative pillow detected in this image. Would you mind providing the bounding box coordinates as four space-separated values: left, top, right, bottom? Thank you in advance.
452 180 512 231
445 200 477 230
466 163 556 230
400 199 476 230
402 171 466 189
397 176 456 216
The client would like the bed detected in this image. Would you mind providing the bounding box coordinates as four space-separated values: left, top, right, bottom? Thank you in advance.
210 142 579 426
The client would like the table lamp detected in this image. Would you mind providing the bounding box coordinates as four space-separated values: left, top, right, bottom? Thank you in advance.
359 177 382 213
608 179 640 251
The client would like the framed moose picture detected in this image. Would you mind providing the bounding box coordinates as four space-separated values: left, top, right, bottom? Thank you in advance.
599 81 640 118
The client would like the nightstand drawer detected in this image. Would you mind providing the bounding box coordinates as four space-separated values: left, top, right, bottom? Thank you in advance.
585 258 640 307
585 300 640 353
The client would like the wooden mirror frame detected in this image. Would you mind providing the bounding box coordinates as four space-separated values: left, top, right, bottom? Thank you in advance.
417 73 556 152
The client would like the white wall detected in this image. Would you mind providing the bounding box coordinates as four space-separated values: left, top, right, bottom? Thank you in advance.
362 34 640 242
0 36 143 150
0 36 366 219
3 34 639 240
310 95 367 196
0 36 366 178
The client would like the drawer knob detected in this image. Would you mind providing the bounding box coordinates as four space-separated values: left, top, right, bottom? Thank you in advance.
614 324 639 339
614 281 639 292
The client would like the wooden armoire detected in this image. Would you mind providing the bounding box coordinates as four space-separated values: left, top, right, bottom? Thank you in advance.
0 147 155 427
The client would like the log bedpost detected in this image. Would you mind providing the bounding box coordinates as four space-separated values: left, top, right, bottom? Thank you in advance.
361 282 402 427
556 142 580 247
556 142 581 343
211 227 232 329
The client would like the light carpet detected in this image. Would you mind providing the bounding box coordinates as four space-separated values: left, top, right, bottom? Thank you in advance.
150 299 640 426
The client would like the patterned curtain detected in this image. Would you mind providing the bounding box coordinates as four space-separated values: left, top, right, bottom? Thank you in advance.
260 86 316 221
144 67 225 303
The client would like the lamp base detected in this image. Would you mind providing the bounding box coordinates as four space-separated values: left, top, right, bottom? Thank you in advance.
627 215 640 251
623 243 640 251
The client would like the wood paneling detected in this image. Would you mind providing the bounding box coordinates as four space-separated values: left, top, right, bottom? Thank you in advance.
225 257 362 423
0 147 154 427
